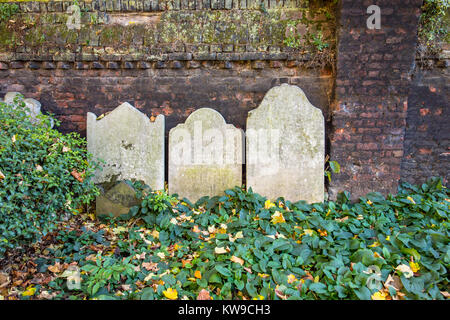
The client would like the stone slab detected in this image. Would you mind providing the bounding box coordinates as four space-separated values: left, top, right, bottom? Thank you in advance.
169 108 244 202
246 84 324 203
96 181 140 217
87 102 164 190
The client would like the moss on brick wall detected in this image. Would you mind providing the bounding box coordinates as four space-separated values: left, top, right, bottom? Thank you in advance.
0 0 337 67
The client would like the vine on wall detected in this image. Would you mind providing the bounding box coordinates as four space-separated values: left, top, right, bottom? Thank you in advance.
282 0 338 70
417 0 449 58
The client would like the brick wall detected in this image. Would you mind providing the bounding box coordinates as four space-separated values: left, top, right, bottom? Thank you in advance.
401 58 450 185
1 0 448 197
0 0 336 138
0 61 333 136
329 0 423 200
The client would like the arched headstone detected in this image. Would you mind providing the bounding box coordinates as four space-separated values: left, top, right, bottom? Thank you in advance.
87 102 165 190
169 108 244 202
246 84 325 203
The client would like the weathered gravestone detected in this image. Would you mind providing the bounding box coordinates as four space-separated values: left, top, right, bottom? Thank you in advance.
87 102 165 190
3 92 53 127
246 84 325 203
96 181 140 217
169 108 244 202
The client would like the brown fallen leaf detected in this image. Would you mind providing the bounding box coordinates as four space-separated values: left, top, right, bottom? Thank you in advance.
197 289 212 300
302 272 314 282
38 291 57 299
85 254 97 262
0 273 10 289
243 267 252 274
70 170 84 183
230 256 244 266
182 259 192 267
121 284 132 291
0 170 5 181
150 116 156 122
275 289 287 300
384 274 402 291
441 291 450 298
142 262 158 271
47 262 63 274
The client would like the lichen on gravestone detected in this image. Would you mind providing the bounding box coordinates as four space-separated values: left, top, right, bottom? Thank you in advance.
87 102 165 191
169 108 244 202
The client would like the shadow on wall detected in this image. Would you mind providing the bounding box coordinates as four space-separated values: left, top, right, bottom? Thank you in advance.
401 67 450 185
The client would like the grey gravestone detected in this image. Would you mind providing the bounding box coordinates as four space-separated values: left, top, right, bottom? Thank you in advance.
96 181 140 217
246 84 325 203
87 102 165 190
169 108 244 202
3 92 52 127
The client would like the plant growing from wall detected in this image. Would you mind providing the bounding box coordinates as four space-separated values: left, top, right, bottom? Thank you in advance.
418 0 450 57
282 0 337 70
0 3 18 24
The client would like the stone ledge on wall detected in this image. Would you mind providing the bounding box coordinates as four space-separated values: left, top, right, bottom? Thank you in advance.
15 0 306 12
0 1 337 68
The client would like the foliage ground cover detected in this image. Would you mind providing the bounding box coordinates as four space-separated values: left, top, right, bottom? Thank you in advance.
0 96 99 257
0 178 448 300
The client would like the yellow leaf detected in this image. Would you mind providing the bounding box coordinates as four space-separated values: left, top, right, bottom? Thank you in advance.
151 230 159 239
264 200 276 209
112 226 128 234
252 295 265 300
406 196 416 204
230 256 244 266
409 261 420 273
229 231 244 242
194 270 202 279
163 288 178 300
22 285 36 297
156 252 165 260
367 200 373 205
385 236 390 241
314 275 319 283
215 247 227 254
371 291 388 300
287 274 298 284
304 229 314 236
258 273 270 279
369 241 380 248
374 252 382 259
217 227 227 234
396 264 413 278
271 211 285 224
